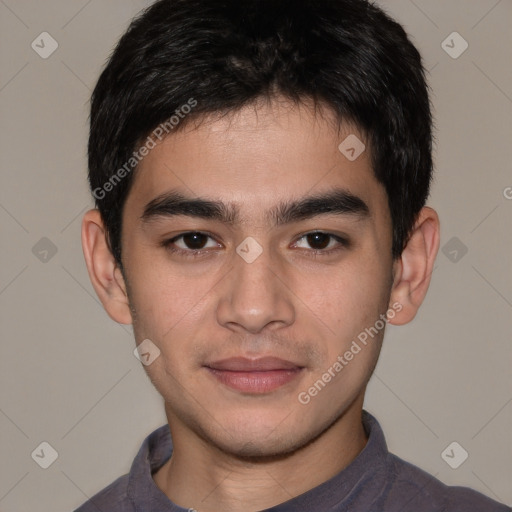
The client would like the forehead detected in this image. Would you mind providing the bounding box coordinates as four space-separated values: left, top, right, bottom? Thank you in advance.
124 98 388 225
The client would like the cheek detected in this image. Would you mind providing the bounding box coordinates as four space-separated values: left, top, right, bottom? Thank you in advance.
295 268 387 413
127 257 210 344
128 272 210 393
297 255 388 334
295 259 390 396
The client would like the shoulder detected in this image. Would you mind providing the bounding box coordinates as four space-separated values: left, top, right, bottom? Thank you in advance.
72 424 172 512
383 453 510 512
73 473 132 512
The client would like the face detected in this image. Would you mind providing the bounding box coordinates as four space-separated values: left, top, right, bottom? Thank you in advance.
119 98 395 457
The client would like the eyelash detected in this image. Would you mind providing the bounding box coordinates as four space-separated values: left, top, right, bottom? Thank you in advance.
160 231 350 259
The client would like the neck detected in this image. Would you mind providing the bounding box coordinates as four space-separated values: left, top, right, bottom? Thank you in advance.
153 398 368 512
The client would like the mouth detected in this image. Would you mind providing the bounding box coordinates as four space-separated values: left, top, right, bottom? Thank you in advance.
204 357 305 394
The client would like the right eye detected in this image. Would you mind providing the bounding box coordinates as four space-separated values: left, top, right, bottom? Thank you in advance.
161 231 222 257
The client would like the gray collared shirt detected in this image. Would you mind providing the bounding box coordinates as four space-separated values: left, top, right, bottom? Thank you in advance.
74 410 509 511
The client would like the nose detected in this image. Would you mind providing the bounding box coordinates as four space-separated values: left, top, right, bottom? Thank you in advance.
216 244 295 334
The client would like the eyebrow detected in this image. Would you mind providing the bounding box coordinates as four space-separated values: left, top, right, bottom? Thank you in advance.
140 188 370 227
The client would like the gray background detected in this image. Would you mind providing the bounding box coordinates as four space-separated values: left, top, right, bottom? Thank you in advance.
0 1 511 510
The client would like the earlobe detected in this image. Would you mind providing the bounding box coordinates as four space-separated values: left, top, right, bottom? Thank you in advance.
387 207 440 326
81 209 133 325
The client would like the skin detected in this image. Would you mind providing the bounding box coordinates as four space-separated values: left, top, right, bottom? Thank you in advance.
82 97 440 512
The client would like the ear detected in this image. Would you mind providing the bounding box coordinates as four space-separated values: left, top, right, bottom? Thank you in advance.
387 206 440 325
81 209 133 325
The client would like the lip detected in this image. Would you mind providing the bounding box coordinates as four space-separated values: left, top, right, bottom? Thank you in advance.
206 356 302 372
205 357 304 393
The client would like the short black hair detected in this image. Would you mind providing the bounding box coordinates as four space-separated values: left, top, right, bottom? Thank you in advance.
88 0 433 266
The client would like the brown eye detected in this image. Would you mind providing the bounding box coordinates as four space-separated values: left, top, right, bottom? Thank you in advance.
161 231 222 258
306 232 331 250
293 231 350 254
181 232 209 250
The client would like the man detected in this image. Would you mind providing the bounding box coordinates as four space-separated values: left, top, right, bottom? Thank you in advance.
77 0 509 510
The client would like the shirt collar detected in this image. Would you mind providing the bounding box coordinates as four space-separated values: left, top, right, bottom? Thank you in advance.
127 410 389 511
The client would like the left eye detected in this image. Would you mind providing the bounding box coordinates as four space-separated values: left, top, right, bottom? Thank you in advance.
293 232 348 251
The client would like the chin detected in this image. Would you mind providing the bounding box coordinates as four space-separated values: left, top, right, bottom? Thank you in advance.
214 431 307 460
202 411 321 460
